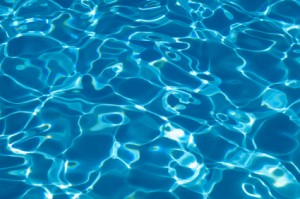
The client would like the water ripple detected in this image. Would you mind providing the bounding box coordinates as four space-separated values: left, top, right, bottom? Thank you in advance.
0 0 300 198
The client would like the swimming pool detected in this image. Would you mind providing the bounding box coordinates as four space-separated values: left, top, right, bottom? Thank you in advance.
1 0 300 198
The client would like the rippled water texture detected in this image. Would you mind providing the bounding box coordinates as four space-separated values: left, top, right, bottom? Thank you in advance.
1 0 300 198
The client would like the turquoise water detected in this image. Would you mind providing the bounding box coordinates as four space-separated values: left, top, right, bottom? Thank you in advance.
1 0 300 198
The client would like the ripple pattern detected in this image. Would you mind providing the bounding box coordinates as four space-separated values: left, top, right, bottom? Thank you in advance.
1 0 300 199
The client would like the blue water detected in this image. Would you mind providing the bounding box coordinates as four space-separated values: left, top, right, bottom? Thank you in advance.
1 0 300 198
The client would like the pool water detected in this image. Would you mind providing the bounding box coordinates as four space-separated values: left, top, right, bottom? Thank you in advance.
1 0 300 198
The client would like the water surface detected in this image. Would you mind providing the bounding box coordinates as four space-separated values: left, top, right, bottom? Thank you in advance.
1 0 300 198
